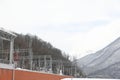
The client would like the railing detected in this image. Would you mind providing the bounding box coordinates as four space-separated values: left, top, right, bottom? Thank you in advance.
0 59 9 64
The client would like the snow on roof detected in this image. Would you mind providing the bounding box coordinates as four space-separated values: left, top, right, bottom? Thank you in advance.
0 27 17 37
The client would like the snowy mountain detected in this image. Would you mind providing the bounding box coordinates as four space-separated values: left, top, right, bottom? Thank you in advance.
77 37 120 78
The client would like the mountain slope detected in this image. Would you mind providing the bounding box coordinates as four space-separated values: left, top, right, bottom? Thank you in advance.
77 37 120 78
88 62 120 78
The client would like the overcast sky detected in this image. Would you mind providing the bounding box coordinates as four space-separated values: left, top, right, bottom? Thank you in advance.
1 0 120 58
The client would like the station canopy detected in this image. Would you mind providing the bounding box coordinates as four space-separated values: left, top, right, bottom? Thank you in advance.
0 28 17 41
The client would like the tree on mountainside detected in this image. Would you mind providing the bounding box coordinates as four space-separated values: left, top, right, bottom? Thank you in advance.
1 33 85 77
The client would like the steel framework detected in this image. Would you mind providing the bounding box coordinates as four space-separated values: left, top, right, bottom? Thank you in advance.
0 28 17 64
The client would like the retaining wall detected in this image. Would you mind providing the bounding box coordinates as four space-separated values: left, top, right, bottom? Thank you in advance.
0 68 72 80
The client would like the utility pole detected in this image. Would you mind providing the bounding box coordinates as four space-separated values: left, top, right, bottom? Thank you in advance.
29 36 33 70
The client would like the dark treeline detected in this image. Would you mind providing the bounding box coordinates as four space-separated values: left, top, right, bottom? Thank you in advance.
14 33 70 61
1 33 84 77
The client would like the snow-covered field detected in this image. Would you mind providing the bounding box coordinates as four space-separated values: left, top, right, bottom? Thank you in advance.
0 63 14 69
61 78 120 80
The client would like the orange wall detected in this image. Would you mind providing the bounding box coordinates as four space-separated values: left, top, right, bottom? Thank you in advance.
0 68 13 80
0 68 72 80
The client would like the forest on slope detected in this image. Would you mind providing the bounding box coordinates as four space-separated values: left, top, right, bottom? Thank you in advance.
0 32 84 77
14 33 70 61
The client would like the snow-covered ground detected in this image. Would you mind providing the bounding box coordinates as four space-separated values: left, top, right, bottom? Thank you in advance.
61 78 120 80
0 63 14 69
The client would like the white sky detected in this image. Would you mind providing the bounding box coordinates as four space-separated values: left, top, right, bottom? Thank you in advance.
1 0 120 58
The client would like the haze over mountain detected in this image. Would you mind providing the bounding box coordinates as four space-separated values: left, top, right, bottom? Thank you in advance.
77 37 120 78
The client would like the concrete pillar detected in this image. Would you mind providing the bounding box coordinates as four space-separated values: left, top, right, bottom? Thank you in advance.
10 39 14 64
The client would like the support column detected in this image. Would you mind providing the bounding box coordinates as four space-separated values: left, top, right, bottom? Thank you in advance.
39 57 41 70
29 38 33 70
50 56 52 73
10 39 14 64
44 55 46 71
